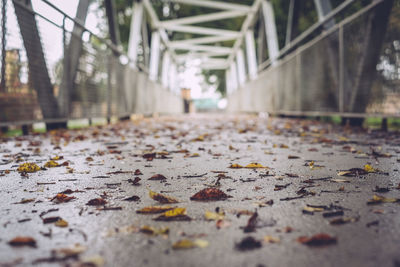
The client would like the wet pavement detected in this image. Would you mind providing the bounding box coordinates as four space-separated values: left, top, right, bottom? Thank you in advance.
0 114 399 267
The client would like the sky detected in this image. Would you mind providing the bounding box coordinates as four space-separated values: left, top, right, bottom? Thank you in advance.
4 0 219 100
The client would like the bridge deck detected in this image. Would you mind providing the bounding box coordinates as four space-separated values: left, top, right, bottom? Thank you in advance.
0 114 399 267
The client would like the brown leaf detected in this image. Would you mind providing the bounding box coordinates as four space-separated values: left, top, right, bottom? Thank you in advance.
86 198 107 206
8 236 37 247
128 177 141 186
235 236 262 251
123 195 140 202
190 188 232 201
243 211 258 233
149 190 179 203
134 169 143 175
148 174 167 181
297 233 337 246
42 216 62 224
51 193 76 203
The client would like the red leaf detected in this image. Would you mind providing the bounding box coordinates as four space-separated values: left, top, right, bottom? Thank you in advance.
190 188 232 201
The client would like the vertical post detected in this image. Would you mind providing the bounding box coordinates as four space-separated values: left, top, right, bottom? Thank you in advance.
245 30 257 80
225 69 231 95
338 25 344 113
0 0 6 92
161 50 170 88
261 0 279 64
230 61 238 91
149 31 160 81
104 0 121 48
107 53 112 124
128 0 143 68
285 0 294 46
236 49 246 87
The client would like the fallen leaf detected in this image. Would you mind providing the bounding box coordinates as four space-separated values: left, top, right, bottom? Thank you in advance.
190 188 232 201
8 236 37 247
245 163 268 168
229 163 243 168
136 206 176 214
172 239 208 249
367 194 400 205
263 236 280 243
364 164 378 173
337 168 368 177
149 190 179 204
123 195 140 202
235 236 262 251
134 169 143 175
242 211 258 233
55 218 68 227
14 198 35 204
51 193 76 203
148 174 167 181
86 198 107 206
55 244 86 257
297 233 337 246
17 163 40 173
153 207 191 221
43 160 59 168
204 210 225 221
140 225 169 236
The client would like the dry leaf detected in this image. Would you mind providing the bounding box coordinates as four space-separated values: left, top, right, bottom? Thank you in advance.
136 206 176 214
190 188 232 201
153 208 191 221
172 239 208 249
55 218 68 227
229 163 243 168
263 236 280 243
86 198 107 206
297 233 337 246
148 174 167 181
245 163 268 169
367 194 400 205
149 190 179 204
44 160 59 168
204 210 225 221
8 236 37 247
17 162 40 173
235 236 262 251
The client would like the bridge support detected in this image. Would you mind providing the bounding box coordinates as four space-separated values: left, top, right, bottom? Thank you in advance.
128 0 144 68
261 0 279 64
236 49 246 86
245 30 257 80
149 31 161 81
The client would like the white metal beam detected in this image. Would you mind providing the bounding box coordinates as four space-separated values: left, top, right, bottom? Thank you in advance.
236 49 246 86
127 1 143 68
261 0 279 64
245 30 257 80
170 44 232 54
170 35 237 46
200 64 229 70
168 0 252 12
161 51 170 88
230 61 238 91
162 25 241 37
149 31 161 81
227 0 262 64
160 10 247 27
226 69 232 94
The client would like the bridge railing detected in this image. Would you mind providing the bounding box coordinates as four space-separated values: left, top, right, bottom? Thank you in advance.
0 0 182 128
228 0 400 118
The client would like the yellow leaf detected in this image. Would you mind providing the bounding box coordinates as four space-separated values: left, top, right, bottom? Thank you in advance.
229 163 243 168
172 239 196 249
193 239 209 248
140 225 169 236
364 164 377 173
172 239 208 249
337 171 352 176
17 162 41 173
164 207 186 217
204 210 225 221
368 194 399 204
303 206 324 212
44 160 59 168
263 236 280 243
149 190 179 204
136 206 175 214
245 163 268 169
55 219 68 227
